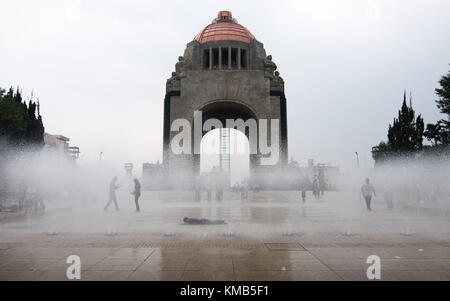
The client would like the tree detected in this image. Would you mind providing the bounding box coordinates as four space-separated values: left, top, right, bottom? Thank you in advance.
424 67 450 146
371 141 391 164
0 87 45 201
387 92 424 153
372 91 424 164
0 86 45 151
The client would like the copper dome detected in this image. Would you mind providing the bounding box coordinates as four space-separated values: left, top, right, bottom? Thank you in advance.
194 11 255 44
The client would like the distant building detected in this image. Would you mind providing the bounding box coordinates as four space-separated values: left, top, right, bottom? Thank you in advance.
299 159 340 190
143 161 163 179
44 133 69 152
44 133 80 161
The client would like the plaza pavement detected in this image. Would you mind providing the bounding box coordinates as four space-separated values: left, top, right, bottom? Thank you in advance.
1 190 450 281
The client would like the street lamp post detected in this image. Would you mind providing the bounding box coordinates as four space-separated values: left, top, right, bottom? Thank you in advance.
99 152 103 168
355 152 360 169
355 151 361 201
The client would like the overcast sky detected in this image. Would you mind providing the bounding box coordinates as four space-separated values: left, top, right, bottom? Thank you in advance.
1 0 450 176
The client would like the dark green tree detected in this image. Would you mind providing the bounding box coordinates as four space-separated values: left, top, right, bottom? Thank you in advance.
0 86 45 151
424 67 450 146
0 87 45 201
371 141 391 164
372 91 424 164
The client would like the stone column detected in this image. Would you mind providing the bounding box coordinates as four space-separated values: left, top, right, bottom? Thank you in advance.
246 51 249 69
238 47 241 70
209 48 212 70
219 47 222 69
228 47 231 69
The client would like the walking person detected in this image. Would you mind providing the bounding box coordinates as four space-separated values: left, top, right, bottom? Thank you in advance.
361 178 376 211
104 176 120 211
132 178 141 212
240 180 248 201
300 176 310 203
312 178 320 199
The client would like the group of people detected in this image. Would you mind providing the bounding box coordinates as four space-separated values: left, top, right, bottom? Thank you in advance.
299 175 325 203
194 167 228 201
299 175 326 203
299 176 383 212
104 176 141 212
312 177 325 199
231 181 249 200
0 185 46 214
104 174 383 214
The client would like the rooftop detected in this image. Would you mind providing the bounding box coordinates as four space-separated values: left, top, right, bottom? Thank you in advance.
194 11 255 44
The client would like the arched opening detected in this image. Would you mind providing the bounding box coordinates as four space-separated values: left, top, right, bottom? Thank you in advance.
200 128 250 186
193 101 259 176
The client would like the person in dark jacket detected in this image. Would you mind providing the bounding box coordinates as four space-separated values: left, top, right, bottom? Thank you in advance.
132 178 141 212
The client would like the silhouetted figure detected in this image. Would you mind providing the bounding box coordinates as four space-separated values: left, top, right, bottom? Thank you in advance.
183 217 227 225
313 178 320 199
300 177 307 203
132 178 141 212
240 180 248 201
361 178 376 211
104 176 120 211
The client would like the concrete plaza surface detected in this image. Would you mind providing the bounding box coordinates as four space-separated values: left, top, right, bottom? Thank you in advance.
1 191 450 281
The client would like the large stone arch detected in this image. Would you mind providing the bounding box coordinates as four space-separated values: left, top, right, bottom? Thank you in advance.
192 100 260 175
162 11 288 188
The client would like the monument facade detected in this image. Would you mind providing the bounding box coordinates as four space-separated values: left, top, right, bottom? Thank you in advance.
163 11 288 178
